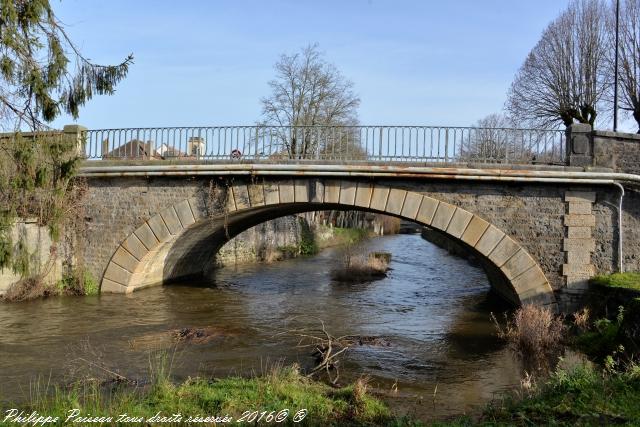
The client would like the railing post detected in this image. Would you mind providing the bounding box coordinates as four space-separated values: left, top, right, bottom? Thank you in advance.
63 124 88 158
565 123 593 167
444 128 449 162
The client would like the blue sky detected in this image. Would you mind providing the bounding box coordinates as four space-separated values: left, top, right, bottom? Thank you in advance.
51 0 578 130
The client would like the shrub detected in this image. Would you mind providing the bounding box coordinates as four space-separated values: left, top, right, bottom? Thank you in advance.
493 305 565 361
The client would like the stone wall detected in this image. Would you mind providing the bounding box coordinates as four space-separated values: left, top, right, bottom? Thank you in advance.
82 176 206 284
216 216 303 265
0 219 63 295
593 130 640 174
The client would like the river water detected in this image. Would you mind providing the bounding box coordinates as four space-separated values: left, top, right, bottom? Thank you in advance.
0 234 523 421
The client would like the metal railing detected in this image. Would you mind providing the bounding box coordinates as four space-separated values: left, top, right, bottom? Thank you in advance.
84 125 566 165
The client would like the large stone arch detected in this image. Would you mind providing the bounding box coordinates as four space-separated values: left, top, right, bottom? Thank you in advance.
101 179 556 308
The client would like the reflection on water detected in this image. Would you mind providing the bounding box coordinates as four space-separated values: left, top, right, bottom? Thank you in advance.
0 234 522 420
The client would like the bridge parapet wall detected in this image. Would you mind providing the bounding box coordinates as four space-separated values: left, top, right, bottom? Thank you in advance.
593 130 640 175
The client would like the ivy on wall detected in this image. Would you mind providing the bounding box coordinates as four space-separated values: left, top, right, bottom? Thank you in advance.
0 131 82 278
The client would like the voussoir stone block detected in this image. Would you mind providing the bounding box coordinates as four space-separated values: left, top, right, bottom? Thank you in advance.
147 214 171 243
370 186 390 211
489 235 521 267
354 183 373 208
174 200 195 227
415 196 439 225
264 182 280 205
475 225 505 257
511 265 548 294
122 234 148 260
188 198 205 221
232 185 251 210
500 249 536 280
294 180 309 203
324 181 341 204
339 181 357 206
461 215 490 247
248 184 265 206
431 202 456 231
400 192 422 220
104 262 132 285
112 246 139 273
134 222 159 251
279 181 295 203
101 278 130 294
160 206 183 235
386 189 406 215
446 208 473 238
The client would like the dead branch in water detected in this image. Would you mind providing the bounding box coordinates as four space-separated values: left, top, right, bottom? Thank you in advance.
274 316 352 385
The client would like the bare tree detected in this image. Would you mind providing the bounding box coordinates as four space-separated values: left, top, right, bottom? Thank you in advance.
460 114 516 162
506 0 609 129
607 0 640 131
260 44 360 159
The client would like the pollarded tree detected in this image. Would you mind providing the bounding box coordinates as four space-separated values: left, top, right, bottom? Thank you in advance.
506 0 609 129
260 44 360 159
0 0 133 130
607 0 640 131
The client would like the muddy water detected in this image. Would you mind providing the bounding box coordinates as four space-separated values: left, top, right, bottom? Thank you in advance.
0 234 522 421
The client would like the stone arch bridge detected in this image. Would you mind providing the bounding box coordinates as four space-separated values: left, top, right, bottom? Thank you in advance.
79 171 639 312
66 123 640 312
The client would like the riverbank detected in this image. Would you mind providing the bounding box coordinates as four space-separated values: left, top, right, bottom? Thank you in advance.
2 365 400 427
216 213 396 267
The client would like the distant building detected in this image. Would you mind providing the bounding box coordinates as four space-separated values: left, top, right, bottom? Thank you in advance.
102 139 195 159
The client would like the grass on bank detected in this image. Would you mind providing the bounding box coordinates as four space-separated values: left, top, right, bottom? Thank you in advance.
477 361 640 426
5 365 403 427
590 272 640 292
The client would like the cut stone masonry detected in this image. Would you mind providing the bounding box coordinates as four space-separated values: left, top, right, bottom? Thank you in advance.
563 191 596 292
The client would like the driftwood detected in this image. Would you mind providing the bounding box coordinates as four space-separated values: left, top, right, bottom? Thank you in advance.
274 316 352 385
275 316 392 385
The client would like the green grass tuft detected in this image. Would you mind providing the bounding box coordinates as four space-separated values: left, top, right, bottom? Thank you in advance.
590 272 640 291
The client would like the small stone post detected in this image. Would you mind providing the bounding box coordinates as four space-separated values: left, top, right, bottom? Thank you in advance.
63 124 88 158
565 123 594 167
